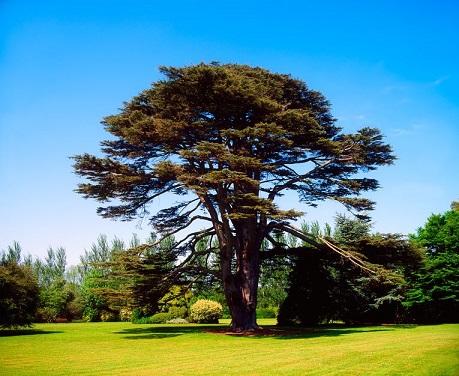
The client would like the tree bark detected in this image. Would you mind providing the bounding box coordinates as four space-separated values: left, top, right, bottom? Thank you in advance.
221 242 261 332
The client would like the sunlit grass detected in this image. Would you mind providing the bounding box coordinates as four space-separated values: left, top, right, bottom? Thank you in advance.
1 320 458 375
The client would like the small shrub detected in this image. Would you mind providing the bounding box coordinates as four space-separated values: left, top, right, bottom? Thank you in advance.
35 307 58 323
150 312 172 324
130 309 144 323
82 307 100 322
132 316 153 324
166 318 189 324
66 300 85 321
190 299 223 323
257 307 277 318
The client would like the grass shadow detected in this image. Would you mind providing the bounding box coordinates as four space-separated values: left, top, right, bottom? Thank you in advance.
210 325 396 340
114 324 222 340
0 329 63 337
113 323 405 340
274 327 393 340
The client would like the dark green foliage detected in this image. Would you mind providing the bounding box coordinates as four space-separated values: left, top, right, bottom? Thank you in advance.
36 276 69 322
131 312 173 324
111 241 178 314
258 251 292 312
62 282 85 321
131 317 151 324
78 235 128 321
412 209 459 254
278 217 423 325
341 234 423 324
1 243 86 324
404 250 459 323
80 269 112 322
130 308 144 323
33 247 85 322
83 234 184 320
149 312 172 324
277 249 338 325
256 307 277 318
0 248 40 328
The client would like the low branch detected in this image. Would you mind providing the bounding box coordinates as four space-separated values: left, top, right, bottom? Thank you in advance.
171 227 216 255
175 233 218 270
138 215 214 252
318 236 376 274
265 234 287 249
162 264 221 284
270 222 377 274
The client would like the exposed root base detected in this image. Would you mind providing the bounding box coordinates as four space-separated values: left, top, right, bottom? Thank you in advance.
229 324 261 333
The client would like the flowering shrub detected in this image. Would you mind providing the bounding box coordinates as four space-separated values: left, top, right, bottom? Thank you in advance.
35 307 58 323
190 299 223 323
119 307 132 322
100 310 118 322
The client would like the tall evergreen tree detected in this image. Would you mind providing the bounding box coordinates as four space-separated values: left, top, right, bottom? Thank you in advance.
73 63 395 331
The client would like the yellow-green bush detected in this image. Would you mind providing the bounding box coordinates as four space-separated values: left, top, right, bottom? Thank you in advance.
190 299 223 323
168 306 188 319
150 312 172 324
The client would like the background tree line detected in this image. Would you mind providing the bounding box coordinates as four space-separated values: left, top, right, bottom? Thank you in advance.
2 200 458 328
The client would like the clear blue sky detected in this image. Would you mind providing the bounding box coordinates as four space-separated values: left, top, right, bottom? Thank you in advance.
1 1 458 266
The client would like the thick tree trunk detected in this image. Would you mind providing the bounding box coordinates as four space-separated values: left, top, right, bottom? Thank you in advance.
221 244 261 332
211 186 264 332
229 302 258 332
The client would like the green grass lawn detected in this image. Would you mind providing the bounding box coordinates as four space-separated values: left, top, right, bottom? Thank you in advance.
1 319 458 375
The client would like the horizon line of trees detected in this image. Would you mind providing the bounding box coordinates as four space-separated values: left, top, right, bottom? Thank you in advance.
2 201 458 329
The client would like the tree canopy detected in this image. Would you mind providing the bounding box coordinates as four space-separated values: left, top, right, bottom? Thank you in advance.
0 245 40 328
412 208 459 255
405 203 459 323
73 63 395 331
